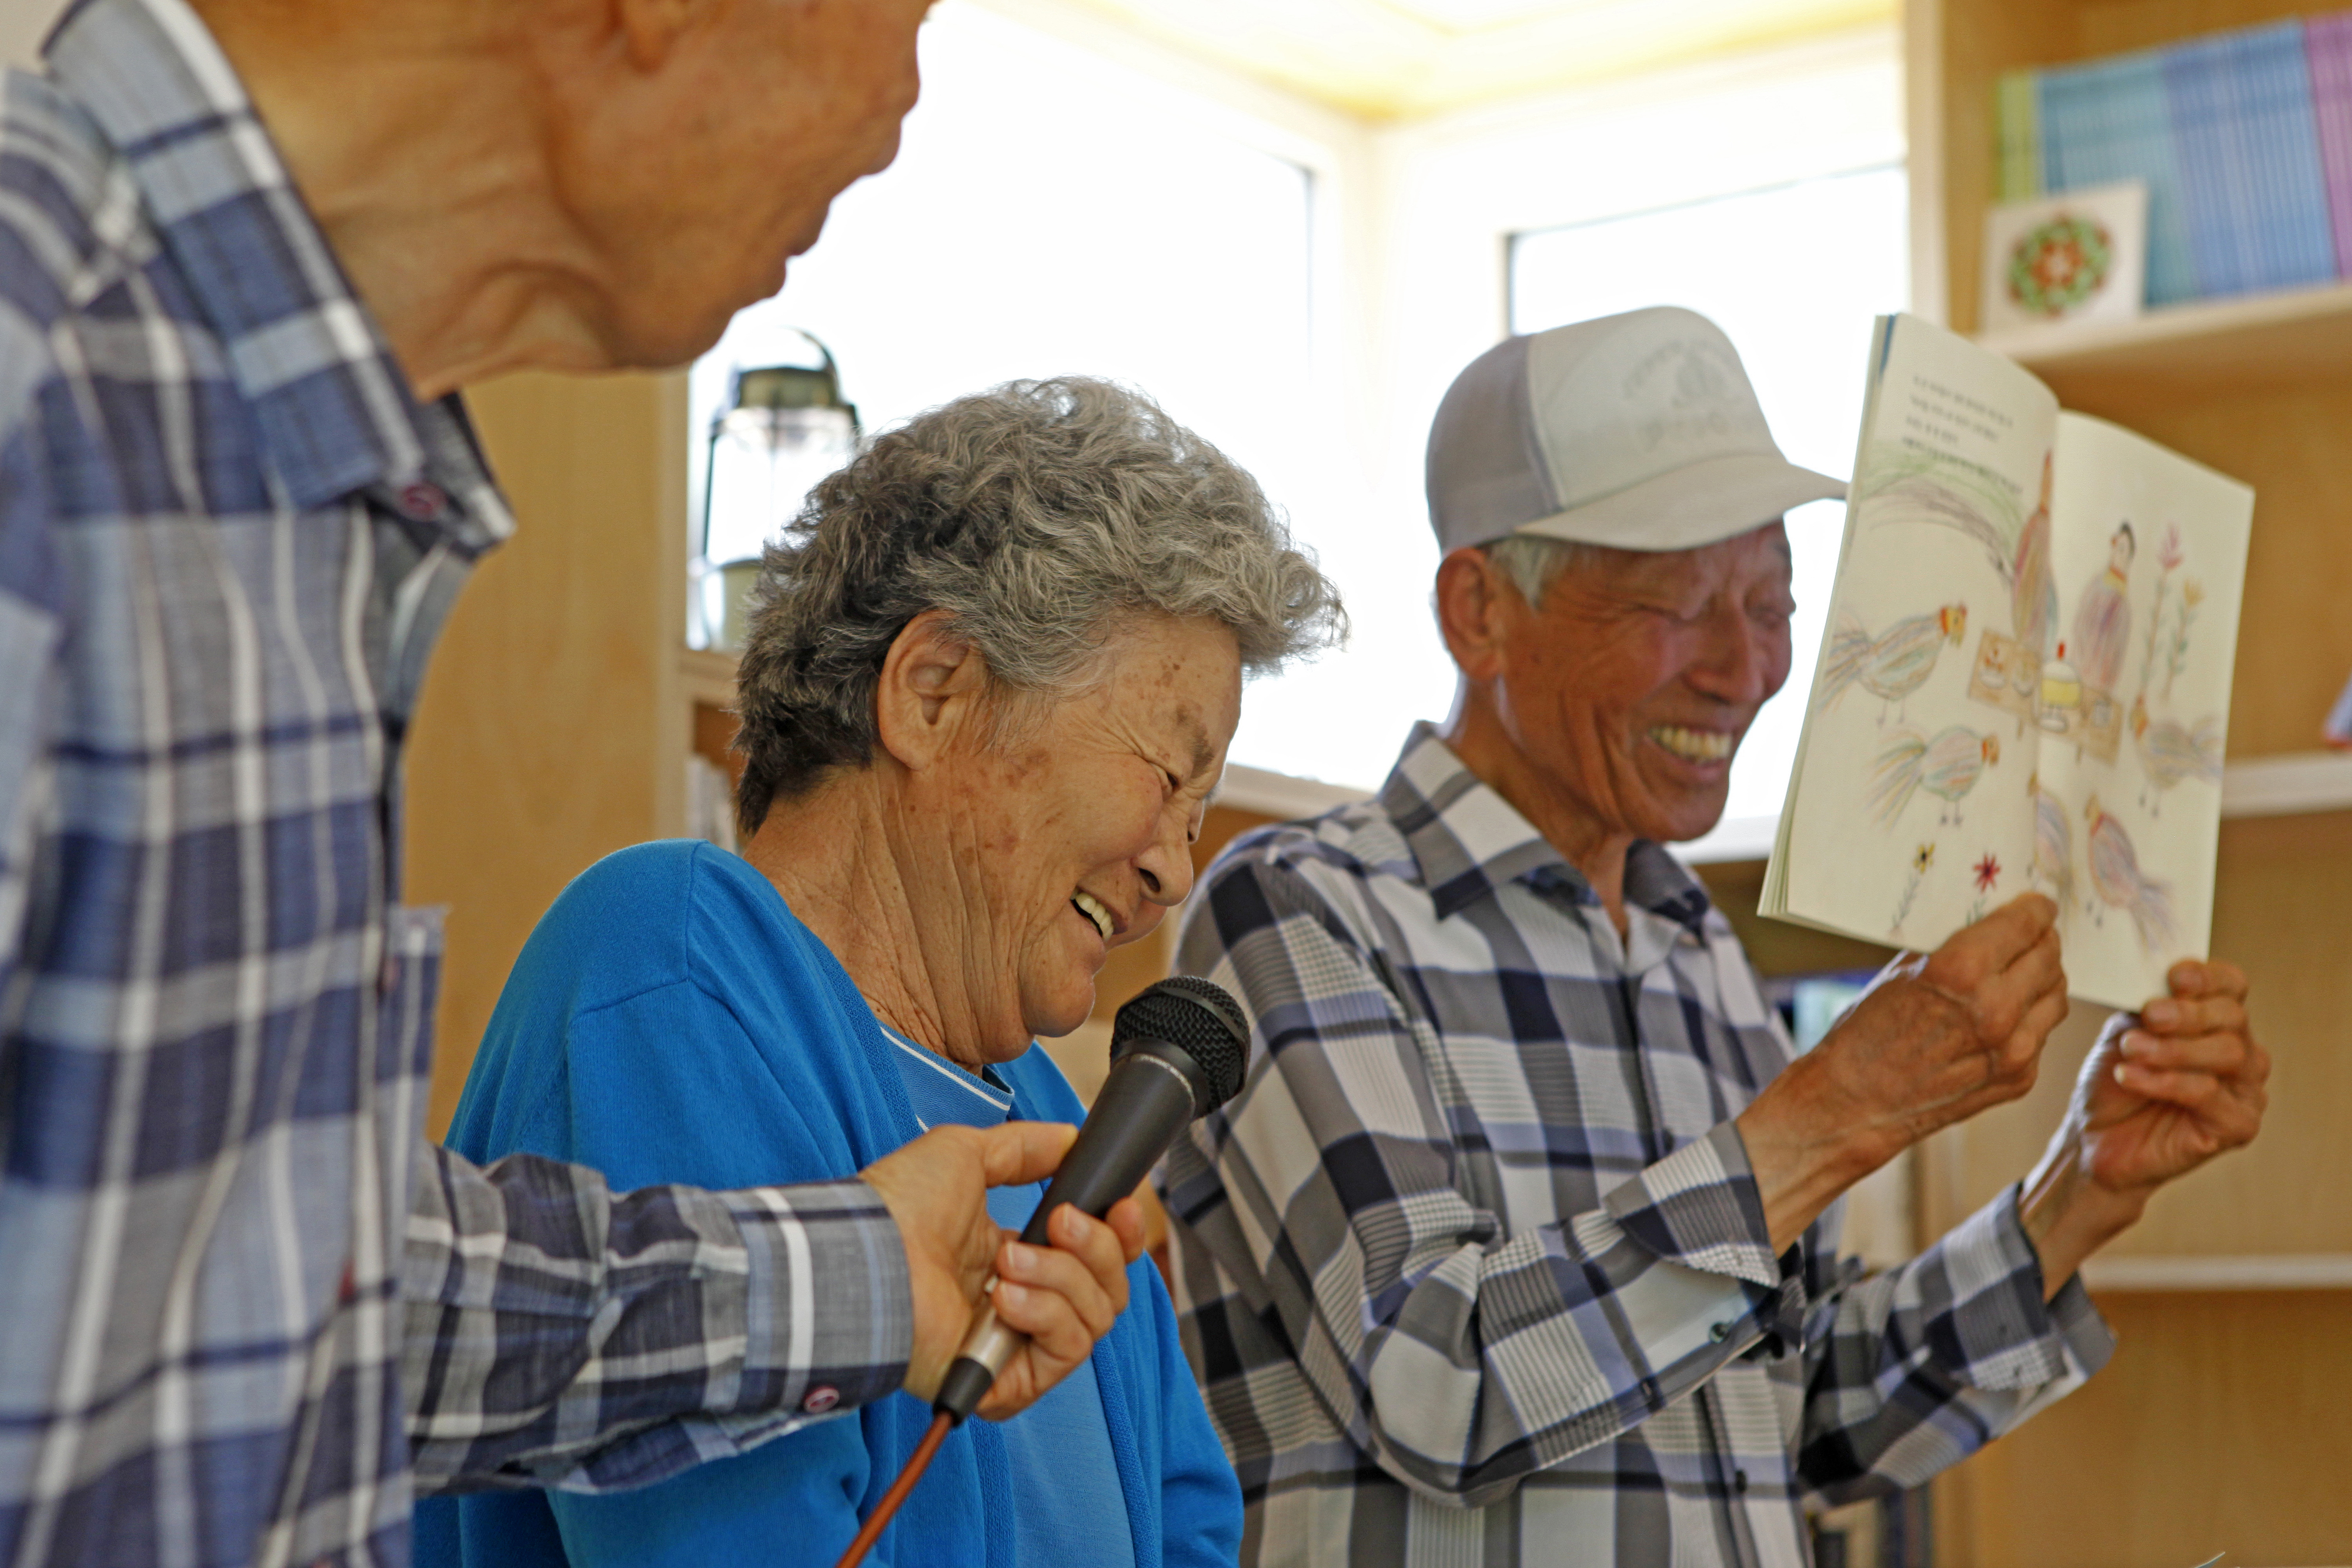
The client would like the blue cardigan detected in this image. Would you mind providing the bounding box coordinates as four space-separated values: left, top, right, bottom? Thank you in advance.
412 841 1240 1568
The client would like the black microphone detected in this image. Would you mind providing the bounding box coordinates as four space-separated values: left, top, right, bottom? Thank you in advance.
931 975 1250 1423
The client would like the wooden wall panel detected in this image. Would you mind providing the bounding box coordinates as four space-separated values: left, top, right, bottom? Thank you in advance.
405 371 687 1138
1935 1292 2352 1567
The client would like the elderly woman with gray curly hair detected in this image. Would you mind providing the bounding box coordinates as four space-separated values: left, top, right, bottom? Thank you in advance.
419 378 1343 1568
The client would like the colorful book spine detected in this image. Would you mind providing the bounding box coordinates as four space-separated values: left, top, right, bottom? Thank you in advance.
1996 71 2043 201
2002 11 2352 307
2243 21 2343 285
2163 31 2246 293
2163 21 2336 297
2306 9 2352 275
2039 49 2201 305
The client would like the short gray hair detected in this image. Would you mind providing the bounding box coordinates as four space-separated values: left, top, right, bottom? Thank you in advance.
1482 534 1599 607
733 377 1345 833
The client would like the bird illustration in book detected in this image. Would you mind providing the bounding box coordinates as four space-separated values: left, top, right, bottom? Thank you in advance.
2070 523 2136 693
2030 773 2074 912
1869 725 2000 826
2130 696 2223 814
1818 603 1968 723
1860 445 2054 657
2084 793 2176 952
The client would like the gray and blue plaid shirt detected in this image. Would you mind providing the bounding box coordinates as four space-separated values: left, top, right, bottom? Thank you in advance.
0 2 909 1564
1162 724 2114 1567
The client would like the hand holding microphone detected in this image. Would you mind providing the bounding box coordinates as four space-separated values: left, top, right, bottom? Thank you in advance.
932 975 1250 1421
860 1121 1145 1420
838 977 1252 1568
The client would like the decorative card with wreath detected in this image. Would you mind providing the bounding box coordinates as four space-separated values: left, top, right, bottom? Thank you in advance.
1980 180 2149 335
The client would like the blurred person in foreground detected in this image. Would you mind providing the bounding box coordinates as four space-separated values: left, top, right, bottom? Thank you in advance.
1159 307 2270 1566
418 377 1340 1568
0 2 1151 1564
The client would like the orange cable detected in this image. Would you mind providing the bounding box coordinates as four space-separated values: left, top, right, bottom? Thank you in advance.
833 1409 954 1568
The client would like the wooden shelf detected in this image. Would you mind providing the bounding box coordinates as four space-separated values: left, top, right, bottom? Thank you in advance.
1976 280 2352 409
2221 749 2352 817
1675 813 1779 865
679 646 739 710
1214 762 1369 820
2082 1253 2352 1292
1220 751 2352 874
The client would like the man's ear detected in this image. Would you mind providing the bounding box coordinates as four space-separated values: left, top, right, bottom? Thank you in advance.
1434 547 1521 684
873 609 991 773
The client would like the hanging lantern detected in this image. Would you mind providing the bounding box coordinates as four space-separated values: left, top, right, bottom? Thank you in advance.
694 330 860 651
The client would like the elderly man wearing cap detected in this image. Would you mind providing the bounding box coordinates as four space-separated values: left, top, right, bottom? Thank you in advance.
1159 307 2267 1565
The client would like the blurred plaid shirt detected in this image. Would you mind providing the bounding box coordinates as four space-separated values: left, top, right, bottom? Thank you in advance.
0 2 908 1564
1161 723 2114 1567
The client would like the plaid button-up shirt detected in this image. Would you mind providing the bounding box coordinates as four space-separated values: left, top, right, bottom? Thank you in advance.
0 3 908 1564
1162 724 2114 1567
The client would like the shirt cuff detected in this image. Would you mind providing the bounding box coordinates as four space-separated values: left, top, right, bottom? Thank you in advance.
1601 1121 1780 1290
1934 1183 2117 1392
724 1176 912 1442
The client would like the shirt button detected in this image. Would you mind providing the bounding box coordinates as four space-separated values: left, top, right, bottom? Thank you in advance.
801 1385 840 1415
399 481 448 522
1709 1320 1733 1343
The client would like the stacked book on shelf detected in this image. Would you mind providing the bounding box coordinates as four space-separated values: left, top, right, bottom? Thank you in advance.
1998 11 2352 306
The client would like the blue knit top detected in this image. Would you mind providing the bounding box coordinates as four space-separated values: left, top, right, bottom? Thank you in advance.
411 840 1241 1568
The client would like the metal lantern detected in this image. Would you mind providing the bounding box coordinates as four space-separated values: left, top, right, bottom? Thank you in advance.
695 330 861 650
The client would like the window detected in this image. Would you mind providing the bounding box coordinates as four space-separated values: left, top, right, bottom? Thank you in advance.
690 1 1316 639
687 10 1906 846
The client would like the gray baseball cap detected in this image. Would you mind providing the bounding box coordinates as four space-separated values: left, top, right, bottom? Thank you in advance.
1425 306 1845 554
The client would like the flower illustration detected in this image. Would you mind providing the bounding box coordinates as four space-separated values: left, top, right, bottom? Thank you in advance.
1973 852 2001 891
2159 524 2184 573
2182 579 2204 609
1892 841 1937 935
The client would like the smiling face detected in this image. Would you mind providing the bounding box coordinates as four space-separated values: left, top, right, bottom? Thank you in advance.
910 614 1241 1057
1449 523 1795 853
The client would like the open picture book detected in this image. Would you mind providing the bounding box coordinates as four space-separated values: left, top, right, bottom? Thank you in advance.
1762 313 2254 1009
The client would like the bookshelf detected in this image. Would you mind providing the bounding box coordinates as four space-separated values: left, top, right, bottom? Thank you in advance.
1909 0 2352 1560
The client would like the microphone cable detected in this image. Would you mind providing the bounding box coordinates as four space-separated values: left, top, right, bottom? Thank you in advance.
833 1409 953 1568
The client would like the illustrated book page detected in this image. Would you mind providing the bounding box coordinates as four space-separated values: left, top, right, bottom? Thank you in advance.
1765 313 2051 959
1764 314 2253 1011
2031 412 2250 1008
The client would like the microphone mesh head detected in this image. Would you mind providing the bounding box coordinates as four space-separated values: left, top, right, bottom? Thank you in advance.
1111 976 1250 1113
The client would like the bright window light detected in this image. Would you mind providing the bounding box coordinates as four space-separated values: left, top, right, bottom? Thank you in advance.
690 6 1904 838
1508 165 1911 825
689 2 1314 629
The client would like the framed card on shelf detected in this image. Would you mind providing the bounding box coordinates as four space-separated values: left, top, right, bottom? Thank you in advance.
1980 180 2148 332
